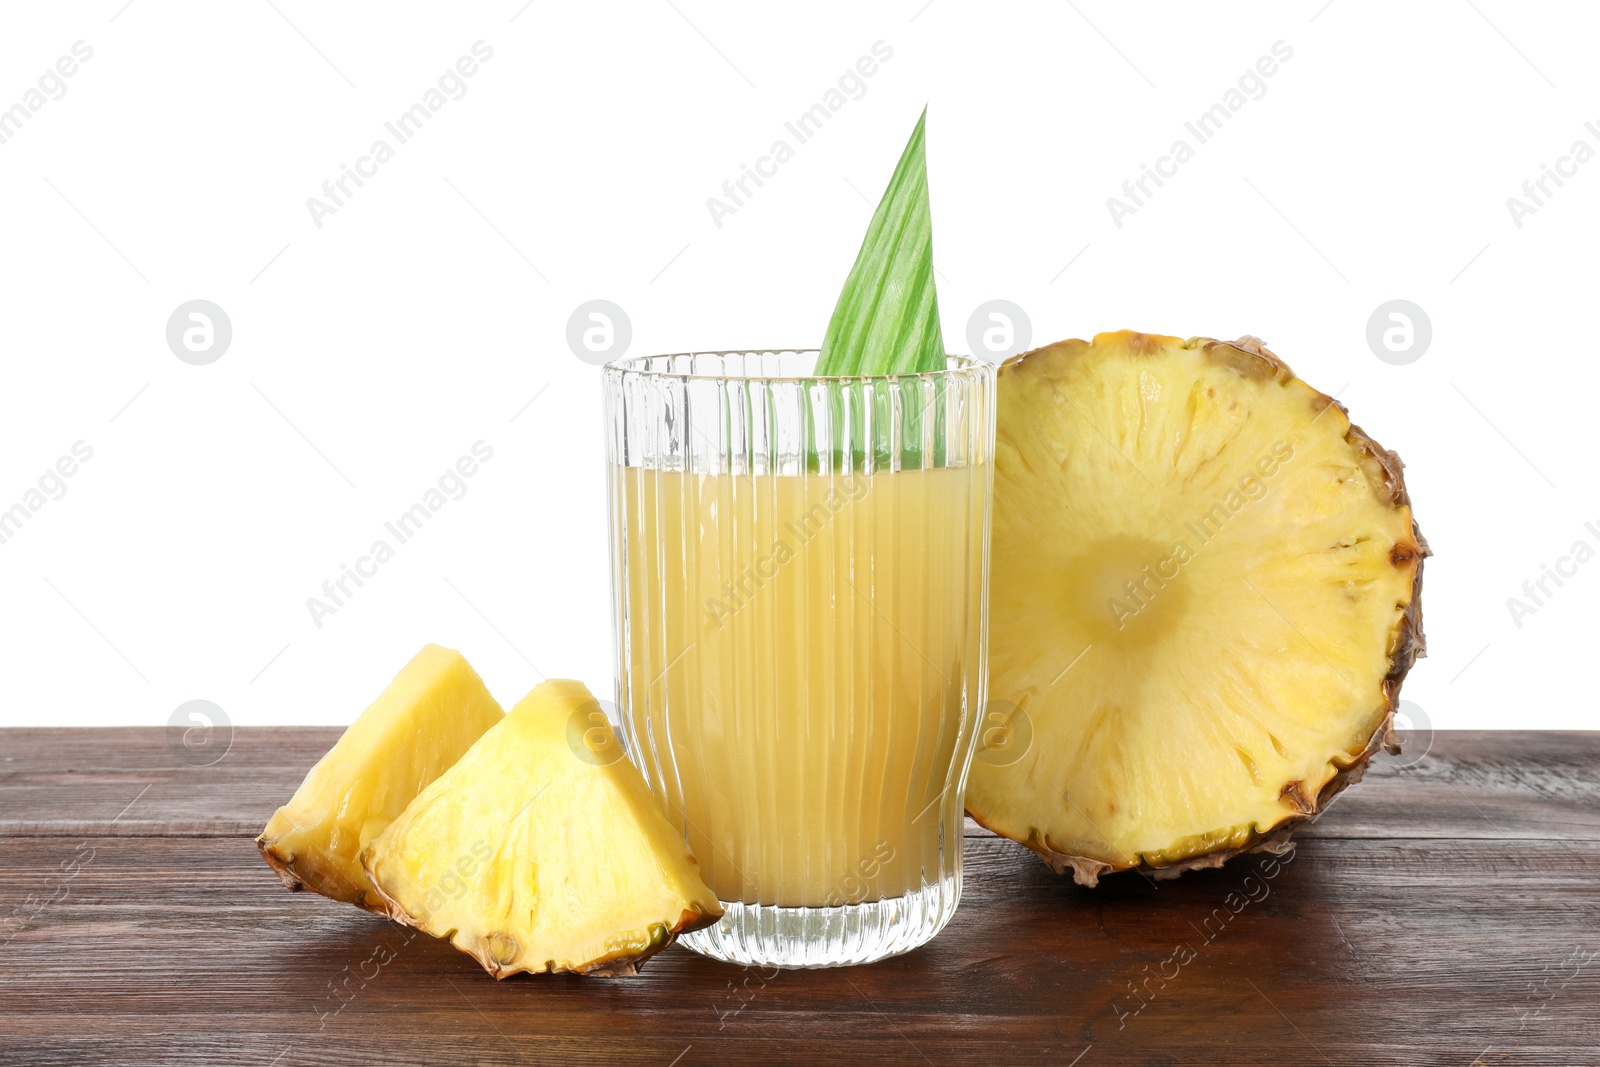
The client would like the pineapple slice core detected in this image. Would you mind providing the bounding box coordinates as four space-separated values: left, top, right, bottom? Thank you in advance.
257 644 504 910
968 332 1425 882
362 679 721 978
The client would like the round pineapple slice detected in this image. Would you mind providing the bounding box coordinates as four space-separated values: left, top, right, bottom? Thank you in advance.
967 331 1426 885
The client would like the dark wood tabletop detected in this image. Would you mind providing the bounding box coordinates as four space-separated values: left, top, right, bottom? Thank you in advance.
2 728 1596 1066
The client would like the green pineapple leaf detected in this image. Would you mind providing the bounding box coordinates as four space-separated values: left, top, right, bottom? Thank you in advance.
816 108 944 377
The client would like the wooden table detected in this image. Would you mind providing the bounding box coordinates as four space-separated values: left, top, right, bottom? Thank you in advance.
2 729 1596 1065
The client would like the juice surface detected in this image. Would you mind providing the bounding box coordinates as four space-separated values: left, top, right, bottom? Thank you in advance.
614 464 984 908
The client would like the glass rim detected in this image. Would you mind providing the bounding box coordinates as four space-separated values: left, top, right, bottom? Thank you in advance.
604 349 992 384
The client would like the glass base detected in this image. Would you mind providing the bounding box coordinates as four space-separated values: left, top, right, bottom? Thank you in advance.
678 870 962 969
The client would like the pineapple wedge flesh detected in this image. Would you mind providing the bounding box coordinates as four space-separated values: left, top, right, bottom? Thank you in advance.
968 332 1426 884
362 679 722 978
257 644 504 910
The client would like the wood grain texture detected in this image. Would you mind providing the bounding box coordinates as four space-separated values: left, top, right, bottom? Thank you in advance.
2 729 1597 1066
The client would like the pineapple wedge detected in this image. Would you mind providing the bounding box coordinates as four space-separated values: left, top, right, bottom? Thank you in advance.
969 332 1426 884
361 680 721 978
257 645 504 910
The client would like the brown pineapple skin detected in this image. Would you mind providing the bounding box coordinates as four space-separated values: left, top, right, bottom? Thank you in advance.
970 332 1428 886
255 834 386 914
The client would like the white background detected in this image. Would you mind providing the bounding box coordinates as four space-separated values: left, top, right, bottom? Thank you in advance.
0 1 1594 730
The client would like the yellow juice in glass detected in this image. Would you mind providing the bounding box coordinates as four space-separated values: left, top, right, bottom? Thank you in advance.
615 463 983 908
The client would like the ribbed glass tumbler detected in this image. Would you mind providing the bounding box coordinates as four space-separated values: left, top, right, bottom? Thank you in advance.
603 351 995 968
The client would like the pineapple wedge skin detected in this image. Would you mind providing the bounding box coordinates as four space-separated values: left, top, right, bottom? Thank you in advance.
256 645 504 911
361 679 722 979
969 332 1427 885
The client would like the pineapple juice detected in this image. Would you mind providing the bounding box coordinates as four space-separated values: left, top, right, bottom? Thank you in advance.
615 463 983 909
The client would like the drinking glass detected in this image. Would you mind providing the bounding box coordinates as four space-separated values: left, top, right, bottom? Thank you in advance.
604 350 994 968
